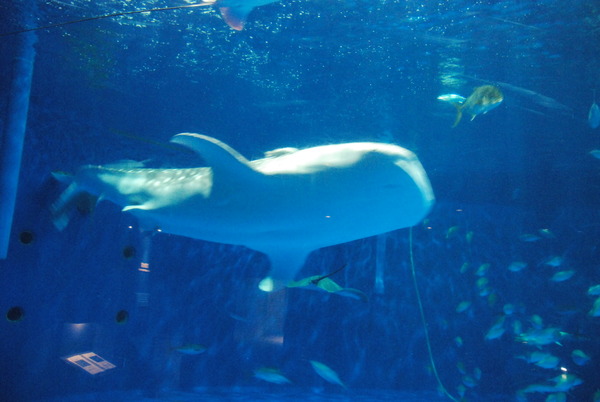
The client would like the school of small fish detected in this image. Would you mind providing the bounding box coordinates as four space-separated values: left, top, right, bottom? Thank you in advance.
442 224 597 400
173 222 596 398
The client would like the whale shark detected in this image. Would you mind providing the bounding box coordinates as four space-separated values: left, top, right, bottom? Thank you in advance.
52 133 434 289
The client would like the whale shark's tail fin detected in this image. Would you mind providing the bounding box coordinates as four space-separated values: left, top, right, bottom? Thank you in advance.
51 172 98 231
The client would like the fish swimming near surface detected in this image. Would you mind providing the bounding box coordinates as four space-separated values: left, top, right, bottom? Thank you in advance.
211 0 281 30
52 133 434 290
437 85 504 127
589 90 600 129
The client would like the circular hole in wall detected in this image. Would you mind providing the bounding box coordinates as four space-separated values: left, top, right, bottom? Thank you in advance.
122 246 136 259
115 310 129 324
19 231 34 245
6 306 25 322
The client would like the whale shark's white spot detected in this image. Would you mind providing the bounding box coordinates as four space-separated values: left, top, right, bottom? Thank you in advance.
52 133 434 289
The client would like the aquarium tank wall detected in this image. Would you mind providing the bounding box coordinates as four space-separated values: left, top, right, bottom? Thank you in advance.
1 1 600 401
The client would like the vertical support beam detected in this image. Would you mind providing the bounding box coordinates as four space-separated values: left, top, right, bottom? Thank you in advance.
374 233 387 294
0 10 37 259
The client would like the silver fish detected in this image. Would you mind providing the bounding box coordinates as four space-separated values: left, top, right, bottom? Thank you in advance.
253 367 291 384
571 349 590 366
589 90 600 129
309 360 346 388
589 297 600 317
508 261 527 272
172 344 207 355
550 270 575 282
588 284 600 296
438 85 504 127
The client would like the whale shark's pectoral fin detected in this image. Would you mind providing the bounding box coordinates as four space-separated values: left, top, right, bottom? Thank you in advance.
170 133 262 182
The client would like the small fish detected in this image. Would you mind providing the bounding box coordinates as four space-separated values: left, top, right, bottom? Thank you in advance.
519 351 560 369
456 301 472 313
485 325 506 341
459 262 470 274
476 278 491 297
544 256 563 267
588 284 600 296
550 270 575 282
589 90 600 129
466 231 474 244
588 297 600 317
571 349 590 366
534 354 560 369
590 150 600 159
476 277 489 289
454 336 464 347
485 316 506 340
487 292 498 307
508 261 527 272
519 233 541 242
438 85 504 127
530 315 544 329
475 263 491 277
550 374 583 392
518 351 546 363
172 344 207 355
253 367 291 384
309 360 346 388
517 327 563 346
503 303 515 315
538 228 555 239
462 375 478 388
446 225 460 239
523 374 582 394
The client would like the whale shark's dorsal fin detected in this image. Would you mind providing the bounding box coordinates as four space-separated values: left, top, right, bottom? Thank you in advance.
171 133 261 182
264 147 299 158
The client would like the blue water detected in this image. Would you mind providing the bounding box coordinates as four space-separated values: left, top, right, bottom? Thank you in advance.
1 1 600 401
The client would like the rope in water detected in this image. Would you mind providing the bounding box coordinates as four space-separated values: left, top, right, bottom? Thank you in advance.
0 2 213 38
409 226 459 402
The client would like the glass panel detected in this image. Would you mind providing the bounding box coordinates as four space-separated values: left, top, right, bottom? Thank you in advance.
0 1 598 401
